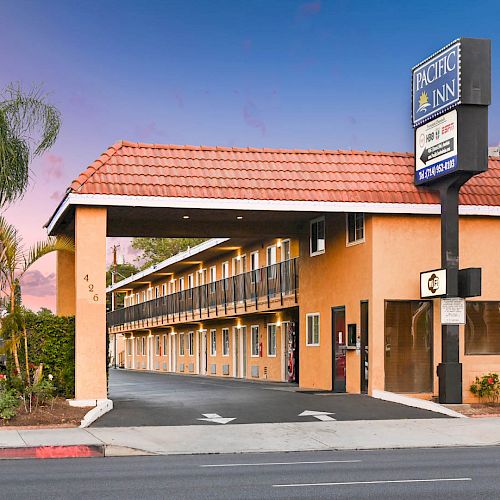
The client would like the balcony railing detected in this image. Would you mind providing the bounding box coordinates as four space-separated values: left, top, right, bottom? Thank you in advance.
107 258 299 328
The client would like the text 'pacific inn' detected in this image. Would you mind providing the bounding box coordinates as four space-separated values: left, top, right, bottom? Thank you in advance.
48 141 500 403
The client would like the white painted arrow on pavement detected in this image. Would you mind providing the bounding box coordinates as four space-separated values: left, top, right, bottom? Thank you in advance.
197 413 236 424
299 410 336 421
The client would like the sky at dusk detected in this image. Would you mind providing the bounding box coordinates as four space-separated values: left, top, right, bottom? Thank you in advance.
2 0 500 310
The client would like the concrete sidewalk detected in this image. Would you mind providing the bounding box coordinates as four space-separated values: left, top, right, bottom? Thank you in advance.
1 417 499 458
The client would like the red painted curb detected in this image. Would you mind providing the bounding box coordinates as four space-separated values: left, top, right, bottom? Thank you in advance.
0 445 104 460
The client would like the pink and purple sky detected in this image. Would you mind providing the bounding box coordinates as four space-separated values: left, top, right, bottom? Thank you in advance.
3 0 500 311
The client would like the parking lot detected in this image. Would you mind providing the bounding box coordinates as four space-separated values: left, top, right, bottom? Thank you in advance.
92 369 447 427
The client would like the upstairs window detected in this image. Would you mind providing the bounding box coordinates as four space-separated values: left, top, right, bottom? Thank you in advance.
347 213 365 245
310 217 325 256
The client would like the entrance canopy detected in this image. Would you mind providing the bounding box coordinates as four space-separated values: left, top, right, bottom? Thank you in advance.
46 141 500 239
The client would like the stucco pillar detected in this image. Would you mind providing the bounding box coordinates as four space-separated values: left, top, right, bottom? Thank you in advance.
56 243 75 316
74 206 107 402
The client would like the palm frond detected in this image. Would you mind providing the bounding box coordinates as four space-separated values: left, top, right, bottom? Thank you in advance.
0 215 21 283
22 235 74 275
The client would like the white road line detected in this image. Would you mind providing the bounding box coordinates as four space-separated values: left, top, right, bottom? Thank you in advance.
201 460 361 468
273 477 472 488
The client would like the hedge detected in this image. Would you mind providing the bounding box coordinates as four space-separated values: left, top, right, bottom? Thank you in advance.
23 309 75 398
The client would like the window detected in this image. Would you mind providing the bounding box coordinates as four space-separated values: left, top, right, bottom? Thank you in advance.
162 335 167 356
142 291 146 302
209 266 217 293
127 339 131 356
179 277 185 291
210 329 217 356
188 331 194 356
384 301 433 393
135 337 140 355
306 313 320 345
465 302 500 354
251 325 260 357
281 239 291 261
310 217 325 256
179 333 185 356
347 213 365 245
222 328 229 356
250 251 259 283
267 324 277 356
267 245 277 279
162 284 167 296
141 337 146 355
147 288 152 300
155 286 159 298
197 269 206 286
155 335 160 355
169 280 176 295
187 274 194 299
135 293 139 304
222 261 229 279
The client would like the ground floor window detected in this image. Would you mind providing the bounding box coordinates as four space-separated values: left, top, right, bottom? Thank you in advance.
384 300 433 393
267 324 277 356
135 338 140 355
251 325 259 356
222 328 229 356
127 339 131 356
188 332 194 356
162 335 167 356
155 335 160 355
179 334 185 356
210 329 217 356
141 337 146 356
306 313 320 345
465 301 500 354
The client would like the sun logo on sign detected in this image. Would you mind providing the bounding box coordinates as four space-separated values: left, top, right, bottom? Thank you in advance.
417 91 431 113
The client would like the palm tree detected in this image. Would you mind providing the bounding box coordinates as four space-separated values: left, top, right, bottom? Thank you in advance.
0 84 61 207
0 216 74 381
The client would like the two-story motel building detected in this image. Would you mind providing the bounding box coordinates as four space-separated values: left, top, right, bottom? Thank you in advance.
48 142 500 403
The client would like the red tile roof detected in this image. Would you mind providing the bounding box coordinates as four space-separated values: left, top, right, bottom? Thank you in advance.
69 141 500 206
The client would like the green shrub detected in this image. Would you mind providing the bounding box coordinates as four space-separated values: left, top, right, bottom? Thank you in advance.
470 373 500 403
0 388 19 421
22 309 75 398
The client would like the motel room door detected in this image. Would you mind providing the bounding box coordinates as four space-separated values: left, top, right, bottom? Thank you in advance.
332 307 347 392
199 330 207 375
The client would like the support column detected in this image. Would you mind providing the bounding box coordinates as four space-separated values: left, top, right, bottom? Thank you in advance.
56 243 75 316
74 206 107 402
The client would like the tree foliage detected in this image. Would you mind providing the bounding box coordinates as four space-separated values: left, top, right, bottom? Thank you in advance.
131 238 207 269
106 262 139 287
0 84 61 206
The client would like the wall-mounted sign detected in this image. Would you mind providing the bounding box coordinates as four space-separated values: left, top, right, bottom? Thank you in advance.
412 41 460 127
441 297 466 325
415 110 457 184
421 268 447 298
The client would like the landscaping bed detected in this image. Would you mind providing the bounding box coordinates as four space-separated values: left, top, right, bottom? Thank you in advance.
460 403 500 418
1 398 90 428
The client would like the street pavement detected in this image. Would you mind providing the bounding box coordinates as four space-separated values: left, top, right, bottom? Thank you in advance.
94 369 447 427
0 446 499 499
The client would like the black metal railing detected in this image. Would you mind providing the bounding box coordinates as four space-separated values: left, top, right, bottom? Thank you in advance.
107 258 299 328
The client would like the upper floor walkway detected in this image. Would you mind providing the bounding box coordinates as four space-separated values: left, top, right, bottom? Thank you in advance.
107 257 299 333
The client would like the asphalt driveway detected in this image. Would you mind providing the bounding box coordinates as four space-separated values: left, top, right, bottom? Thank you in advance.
93 369 447 427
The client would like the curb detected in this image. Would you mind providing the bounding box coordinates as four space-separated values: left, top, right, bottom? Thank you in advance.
0 444 105 460
80 399 114 428
372 390 467 418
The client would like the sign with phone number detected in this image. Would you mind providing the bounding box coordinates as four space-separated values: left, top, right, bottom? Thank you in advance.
417 156 458 183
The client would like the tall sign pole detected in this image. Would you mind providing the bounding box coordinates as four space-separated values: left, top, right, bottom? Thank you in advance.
412 38 491 404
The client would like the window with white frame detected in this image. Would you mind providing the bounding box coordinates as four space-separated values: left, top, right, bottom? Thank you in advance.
209 266 217 293
210 329 217 356
179 333 185 356
179 277 185 291
169 280 176 294
188 331 194 356
127 339 132 356
267 324 277 356
155 335 160 355
135 293 139 304
222 328 230 356
281 239 291 261
306 313 320 345
347 213 365 245
162 335 167 356
310 217 325 256
251 325 259 357
197 269 206 286
135 337 140 355
141 336 146 355
147 288 152 300
142 291 146 302
222 261 229 279
250 251 259 283
187 274 194 299
162 284 167 296
155 286 159 298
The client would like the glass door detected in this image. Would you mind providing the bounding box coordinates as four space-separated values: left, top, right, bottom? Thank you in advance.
332 307 346 392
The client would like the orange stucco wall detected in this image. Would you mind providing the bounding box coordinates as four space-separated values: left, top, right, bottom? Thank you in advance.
297 214 373 390
56 244 75 316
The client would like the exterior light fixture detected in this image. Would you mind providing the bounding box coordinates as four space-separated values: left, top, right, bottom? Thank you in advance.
236 216 243 220
277 239 282 248
182 215 190 219
236 323 241 329
236 255 241 261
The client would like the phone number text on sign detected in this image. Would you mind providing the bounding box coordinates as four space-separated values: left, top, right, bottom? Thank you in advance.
417 157 457 182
